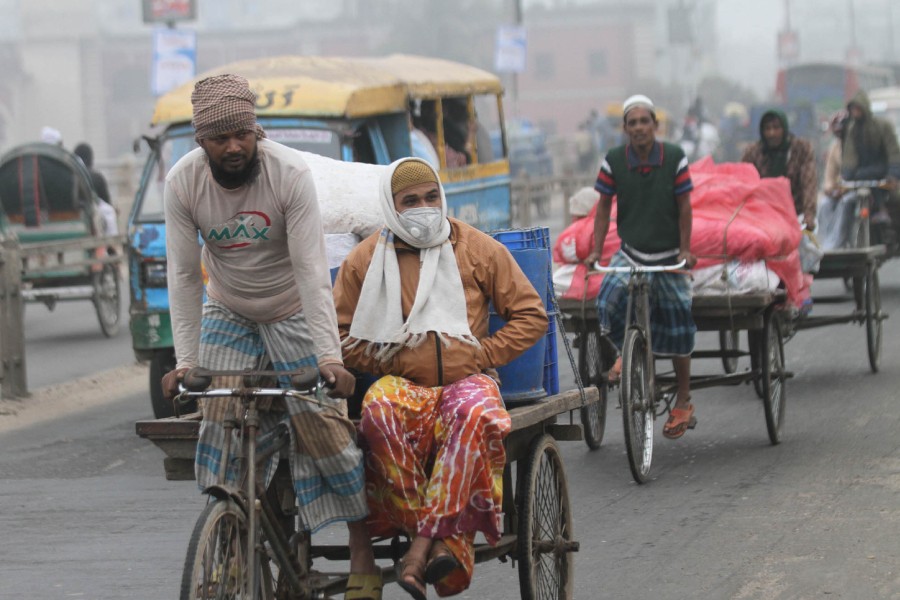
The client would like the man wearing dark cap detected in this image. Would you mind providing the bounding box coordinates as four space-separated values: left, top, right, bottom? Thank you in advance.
332 158 547 599
741 108 818 230
841 90 900 240
585 94 698 440
160 74 379 599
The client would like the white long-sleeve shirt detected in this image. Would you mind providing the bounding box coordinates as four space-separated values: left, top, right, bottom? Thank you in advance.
164 138 342 369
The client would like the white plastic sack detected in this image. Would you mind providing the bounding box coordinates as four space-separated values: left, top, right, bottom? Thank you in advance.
799 230 825 274
552 263 578 296
325 232 361 269
692 260 781 296
297 150 387 238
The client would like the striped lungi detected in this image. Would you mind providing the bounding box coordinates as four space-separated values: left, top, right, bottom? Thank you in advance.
194 300 367 532
597 250 696 356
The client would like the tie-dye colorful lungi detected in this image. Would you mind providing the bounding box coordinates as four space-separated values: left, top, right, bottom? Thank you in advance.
597 250 696 356
194 300 367 532
359 373 511 597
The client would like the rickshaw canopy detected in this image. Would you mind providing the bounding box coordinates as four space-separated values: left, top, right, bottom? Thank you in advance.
151 54 505 126
0 142 99 240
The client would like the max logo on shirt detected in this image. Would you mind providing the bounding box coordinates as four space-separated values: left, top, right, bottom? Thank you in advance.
206 211 271 249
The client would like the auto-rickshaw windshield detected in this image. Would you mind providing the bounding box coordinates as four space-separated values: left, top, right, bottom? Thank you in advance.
134 126 342 223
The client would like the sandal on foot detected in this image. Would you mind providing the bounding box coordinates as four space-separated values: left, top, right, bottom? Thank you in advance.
663 402 696 440
425 540 460 585
396 556 427 600
606 356 622 384
345 572 383 600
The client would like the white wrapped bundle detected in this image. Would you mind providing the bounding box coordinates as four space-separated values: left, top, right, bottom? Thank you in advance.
297 150 387 238
692 261 781 296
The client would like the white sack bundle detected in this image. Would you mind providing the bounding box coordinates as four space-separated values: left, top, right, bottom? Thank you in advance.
297 150 388 238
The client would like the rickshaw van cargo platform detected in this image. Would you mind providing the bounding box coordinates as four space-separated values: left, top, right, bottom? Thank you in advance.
128 54 513 418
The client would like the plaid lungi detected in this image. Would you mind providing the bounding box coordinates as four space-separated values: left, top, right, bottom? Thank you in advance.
597 250 696 356
194 300 367 532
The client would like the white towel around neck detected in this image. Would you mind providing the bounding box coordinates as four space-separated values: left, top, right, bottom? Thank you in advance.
344 158 479 362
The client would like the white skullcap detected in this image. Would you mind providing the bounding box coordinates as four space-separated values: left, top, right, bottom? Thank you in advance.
622 94 655 118
568 186 599 217
40 126 62 145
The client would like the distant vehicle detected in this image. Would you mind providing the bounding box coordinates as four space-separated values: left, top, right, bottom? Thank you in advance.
494 119 554 179
491 119 554 216
0 143 121 337
775 62 895 115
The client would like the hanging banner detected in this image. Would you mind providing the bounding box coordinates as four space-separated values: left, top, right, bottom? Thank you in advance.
494 25 527 74
152 27 196 97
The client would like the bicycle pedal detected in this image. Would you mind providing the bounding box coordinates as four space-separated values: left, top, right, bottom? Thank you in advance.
687 416 698 430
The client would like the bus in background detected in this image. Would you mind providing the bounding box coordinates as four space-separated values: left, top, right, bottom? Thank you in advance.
775 62 895 115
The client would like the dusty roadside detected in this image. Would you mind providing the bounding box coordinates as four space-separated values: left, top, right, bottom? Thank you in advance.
0 362 147 434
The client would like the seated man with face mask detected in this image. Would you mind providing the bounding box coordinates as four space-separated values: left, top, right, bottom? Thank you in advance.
332 158 547 600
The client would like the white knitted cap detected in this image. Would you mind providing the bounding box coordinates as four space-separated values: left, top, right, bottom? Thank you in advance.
622 94 655 118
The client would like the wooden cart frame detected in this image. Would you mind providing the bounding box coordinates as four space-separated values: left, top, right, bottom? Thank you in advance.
789 246 887 372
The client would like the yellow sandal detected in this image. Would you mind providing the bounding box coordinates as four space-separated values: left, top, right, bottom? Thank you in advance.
345 572 383 600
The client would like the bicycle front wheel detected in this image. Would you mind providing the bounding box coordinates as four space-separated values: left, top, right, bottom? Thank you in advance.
181 499 259 600
621 328 654 483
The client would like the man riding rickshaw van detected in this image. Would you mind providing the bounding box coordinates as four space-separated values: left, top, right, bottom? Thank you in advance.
127 54 514 418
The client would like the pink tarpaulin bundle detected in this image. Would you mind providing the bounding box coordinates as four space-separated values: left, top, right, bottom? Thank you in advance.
553 157 809 307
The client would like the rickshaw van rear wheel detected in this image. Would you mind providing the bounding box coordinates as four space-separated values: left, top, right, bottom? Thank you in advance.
517 434 574 600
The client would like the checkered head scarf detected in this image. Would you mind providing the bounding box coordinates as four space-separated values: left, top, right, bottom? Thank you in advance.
191 74 266 142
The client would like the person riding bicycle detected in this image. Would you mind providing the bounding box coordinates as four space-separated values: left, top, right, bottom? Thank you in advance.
584 94 698 440
332 157 547 599
841 90 900 245
741 108 818 231
159 74 380 600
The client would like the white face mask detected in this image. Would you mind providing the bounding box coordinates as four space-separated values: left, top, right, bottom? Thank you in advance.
397 207 444 243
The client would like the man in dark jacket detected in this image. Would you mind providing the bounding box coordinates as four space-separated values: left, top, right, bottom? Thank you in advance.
741 108 818 230
842 90 900 183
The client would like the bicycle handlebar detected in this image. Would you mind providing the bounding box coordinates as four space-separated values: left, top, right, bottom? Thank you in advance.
838 178 892 190
592 259 687 274
174 366 341 412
